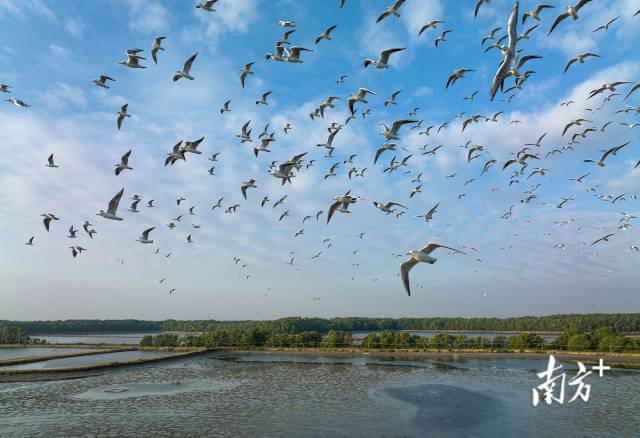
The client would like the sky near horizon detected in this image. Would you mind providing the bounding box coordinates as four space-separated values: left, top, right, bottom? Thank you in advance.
0 0 639 321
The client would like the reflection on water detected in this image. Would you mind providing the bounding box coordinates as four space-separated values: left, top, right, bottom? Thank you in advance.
0 352 638 437
376 384 504 431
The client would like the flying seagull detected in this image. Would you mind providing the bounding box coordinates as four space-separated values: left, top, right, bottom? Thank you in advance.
364 48 405 69
45 154 58 168
417 202 440 222
151 36 166 64
116 104 130 130
401 243 466 296
522 4 554 23
548 0 593 35
327 191 359 224
256 91 272 105
373 201 407 213
285 46 313 63
418 20 444 36
593 16 618 32
195 0 219 11
376 0 406 23
584 142 630 167
119 49 146 68
97 188 125 221
490 2 518 101
114 150 132 175
93 75 115 88
6 98 30 107
173 52 198 81
137 227 155 244
446 68 474 88
380 119 417 140
240 62 255 88
241 179 257 199
564 52 599 73
316 25 337 44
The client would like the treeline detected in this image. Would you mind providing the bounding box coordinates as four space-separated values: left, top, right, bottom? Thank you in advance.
0 327 45 344
141 329 354 349
162 314 640 334
0 319 163 334
140 326 640 353
363 328 640 352
4 314 640 335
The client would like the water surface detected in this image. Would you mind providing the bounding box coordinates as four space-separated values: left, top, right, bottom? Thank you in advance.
0 352 637 437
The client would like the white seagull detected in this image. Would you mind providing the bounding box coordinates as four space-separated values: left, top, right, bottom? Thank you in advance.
97 188 125 221
119 49 146 68
137 227 155 244
45 154 58 168
173 52 198 81
195 0 219 11
117 104 130 130
114 150 132 175
92 75 115 88
364 48 405 69
376 0 406 23
401 243 466 296
151 36 166 64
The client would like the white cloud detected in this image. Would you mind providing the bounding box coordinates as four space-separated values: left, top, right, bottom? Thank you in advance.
41 83 87 109
124 0 169 33
48 44 66 56
64 17 84 38
400 0 444 37
181 0 261 49
0 0 55 20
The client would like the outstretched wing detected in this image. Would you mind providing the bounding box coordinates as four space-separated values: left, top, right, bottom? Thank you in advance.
183 52 198 73
400 258 419 296
420 242 466 255
107 188 125 215
327 200 342 224
121 150 131 166
142 227 155 239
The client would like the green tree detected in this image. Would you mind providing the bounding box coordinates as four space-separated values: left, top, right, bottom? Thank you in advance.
428 333 453 349
453 334 468 348
508 333 543 349
567 334 592 351
362 333 380 348
321 330 352 348
491 336 507 349
379 331 396 348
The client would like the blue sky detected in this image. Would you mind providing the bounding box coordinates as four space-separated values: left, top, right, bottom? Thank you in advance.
0 0 639 320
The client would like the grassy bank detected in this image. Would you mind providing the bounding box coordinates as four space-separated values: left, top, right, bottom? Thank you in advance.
0 348 209 381
0 347 134 367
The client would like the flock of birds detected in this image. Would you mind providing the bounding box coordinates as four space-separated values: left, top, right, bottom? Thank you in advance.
8 0 640 299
